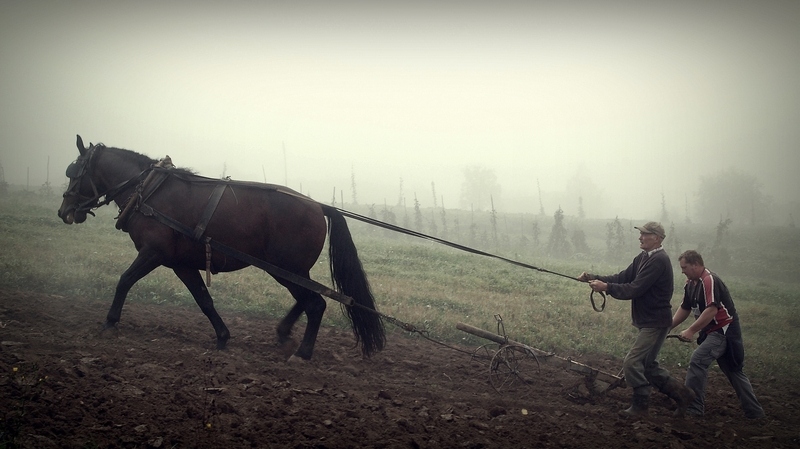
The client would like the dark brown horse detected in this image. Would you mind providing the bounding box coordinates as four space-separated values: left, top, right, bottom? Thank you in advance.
58 135 384 360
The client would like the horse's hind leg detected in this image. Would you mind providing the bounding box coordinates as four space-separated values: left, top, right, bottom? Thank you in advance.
276 302 304 344
173 266 231 349
280 283 326 360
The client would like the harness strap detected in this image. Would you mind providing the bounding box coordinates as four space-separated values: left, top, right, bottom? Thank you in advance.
116 157 174 231
193 184 227 241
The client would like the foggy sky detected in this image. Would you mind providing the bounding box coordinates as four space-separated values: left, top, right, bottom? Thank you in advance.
1 1 798 220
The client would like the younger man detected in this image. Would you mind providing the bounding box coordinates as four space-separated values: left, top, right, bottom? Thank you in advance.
671 250 765 419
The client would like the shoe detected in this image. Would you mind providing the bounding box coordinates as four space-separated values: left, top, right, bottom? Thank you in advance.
663 378 696 418
620 394 649 418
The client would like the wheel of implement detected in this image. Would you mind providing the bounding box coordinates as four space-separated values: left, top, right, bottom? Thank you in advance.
489 344 540 396
471 343 500 363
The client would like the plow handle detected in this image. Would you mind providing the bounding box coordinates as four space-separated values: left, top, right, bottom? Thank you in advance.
456 322 514 346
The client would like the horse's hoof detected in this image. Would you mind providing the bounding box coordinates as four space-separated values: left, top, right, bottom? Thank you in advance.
99 323 119 339
286 354 311 364
276 331 291 345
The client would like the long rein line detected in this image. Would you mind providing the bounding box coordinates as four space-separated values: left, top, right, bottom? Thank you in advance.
333 207 606 312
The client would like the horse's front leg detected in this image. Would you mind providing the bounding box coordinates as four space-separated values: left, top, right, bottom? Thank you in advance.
105 248 162 329
173 266 230 349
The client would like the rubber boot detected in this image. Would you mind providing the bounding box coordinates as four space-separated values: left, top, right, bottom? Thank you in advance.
620 394 649 418
662 378 696 418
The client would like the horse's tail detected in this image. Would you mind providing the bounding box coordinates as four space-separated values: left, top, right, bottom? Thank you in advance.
321 204 385 357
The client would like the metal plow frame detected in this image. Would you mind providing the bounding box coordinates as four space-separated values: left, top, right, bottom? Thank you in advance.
457 318 625 399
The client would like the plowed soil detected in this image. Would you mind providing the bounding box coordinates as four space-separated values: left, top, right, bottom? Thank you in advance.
1 289 797 448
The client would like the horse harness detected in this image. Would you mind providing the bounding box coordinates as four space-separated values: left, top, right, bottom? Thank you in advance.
107 160 365 317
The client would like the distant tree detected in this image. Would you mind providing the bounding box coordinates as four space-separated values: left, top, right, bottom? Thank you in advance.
397 178 404 207
439 196 448 239
685 194 692 224
705 218 733 269
490 196 498 250
537 179 545 216
350 166 358 205
578 196 585 220
431 182 438 208
714 218 732 249
606 216 626 261
517 233 529 253
531 220 541 247
660 193 669 224
413 194 423 232
40 181 53 197
402 199 410 229
39 156 54 197
469 206 477 246
695 168 770 225
546 207 571 258
460 166 501 211
564 164 602 218
571 229 590 256
0 162 8 196
381 202 396 225
516 215 528 253
668 222 680 256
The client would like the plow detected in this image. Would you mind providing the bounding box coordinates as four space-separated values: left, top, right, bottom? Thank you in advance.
457 315 626 399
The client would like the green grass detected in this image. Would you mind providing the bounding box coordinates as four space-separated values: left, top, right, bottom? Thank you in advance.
1 192 798 386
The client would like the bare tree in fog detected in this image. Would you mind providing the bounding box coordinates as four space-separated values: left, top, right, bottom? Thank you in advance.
0 161 7 196
460 166 501 211
350 166 358 205
696 168 770 225
413 193 423 232
537 179 545 216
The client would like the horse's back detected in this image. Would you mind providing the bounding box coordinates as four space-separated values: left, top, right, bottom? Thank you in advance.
142 178 327 273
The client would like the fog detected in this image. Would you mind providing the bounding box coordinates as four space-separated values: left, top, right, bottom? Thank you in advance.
1 1 798 221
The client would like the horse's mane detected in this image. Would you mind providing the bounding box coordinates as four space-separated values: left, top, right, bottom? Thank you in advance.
98 144 195 176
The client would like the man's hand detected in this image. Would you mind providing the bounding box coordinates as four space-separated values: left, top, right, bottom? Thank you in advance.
678 329 695 342
588 280 608 292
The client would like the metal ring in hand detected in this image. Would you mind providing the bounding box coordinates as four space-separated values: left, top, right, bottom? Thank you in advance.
590 290 606 312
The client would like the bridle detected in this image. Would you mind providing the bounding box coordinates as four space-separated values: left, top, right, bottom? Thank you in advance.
62 144 150 217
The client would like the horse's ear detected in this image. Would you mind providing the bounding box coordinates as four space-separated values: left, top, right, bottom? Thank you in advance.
76 135 87 155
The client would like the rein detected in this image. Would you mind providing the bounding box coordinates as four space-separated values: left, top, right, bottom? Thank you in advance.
332 208 606 312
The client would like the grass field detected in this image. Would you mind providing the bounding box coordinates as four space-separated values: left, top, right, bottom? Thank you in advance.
1 190 798 383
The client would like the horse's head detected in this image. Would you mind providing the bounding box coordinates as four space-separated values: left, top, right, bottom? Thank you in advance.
58 135 102 224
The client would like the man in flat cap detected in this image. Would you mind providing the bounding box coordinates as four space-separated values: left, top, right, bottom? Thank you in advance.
579 222 695 417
